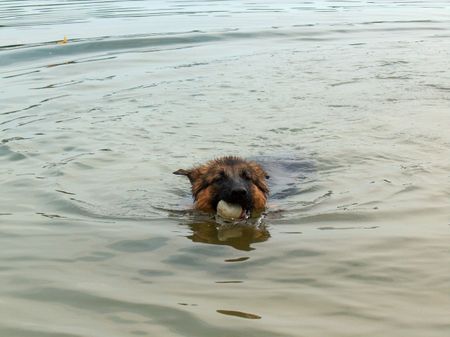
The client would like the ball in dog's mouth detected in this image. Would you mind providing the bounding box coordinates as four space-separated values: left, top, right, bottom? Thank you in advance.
216 200 246 220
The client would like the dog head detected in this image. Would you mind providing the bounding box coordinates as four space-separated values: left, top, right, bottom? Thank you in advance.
174 156 269 214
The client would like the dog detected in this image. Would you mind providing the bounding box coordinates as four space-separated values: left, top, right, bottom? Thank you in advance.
174 156 269 215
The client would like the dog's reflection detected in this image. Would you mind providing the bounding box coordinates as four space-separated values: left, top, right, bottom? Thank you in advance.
186 220 270 251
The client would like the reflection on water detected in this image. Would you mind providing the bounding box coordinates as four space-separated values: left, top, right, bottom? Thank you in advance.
187 220 270 251
1 0 450 336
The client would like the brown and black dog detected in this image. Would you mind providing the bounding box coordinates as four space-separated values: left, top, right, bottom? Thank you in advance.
174 156 269 216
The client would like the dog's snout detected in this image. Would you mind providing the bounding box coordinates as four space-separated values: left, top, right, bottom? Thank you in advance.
231 187 248 197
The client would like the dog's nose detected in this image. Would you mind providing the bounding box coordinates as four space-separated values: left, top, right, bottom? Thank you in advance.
231 187 247 198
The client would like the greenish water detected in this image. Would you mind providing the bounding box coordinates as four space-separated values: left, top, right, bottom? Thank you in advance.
1 1 450 336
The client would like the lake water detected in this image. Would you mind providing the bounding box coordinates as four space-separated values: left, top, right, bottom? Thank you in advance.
1 1 450 336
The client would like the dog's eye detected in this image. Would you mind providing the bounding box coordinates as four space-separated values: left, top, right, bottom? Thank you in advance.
213 170 226 183
241 170 251 180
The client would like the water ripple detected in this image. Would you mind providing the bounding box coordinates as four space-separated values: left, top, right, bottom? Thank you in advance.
2 20 448 68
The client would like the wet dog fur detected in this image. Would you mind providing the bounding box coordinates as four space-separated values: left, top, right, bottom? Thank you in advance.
174 156 269 215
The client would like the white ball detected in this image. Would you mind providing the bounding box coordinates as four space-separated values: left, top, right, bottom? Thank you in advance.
217 200 243 220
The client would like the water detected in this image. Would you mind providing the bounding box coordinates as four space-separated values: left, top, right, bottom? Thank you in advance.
1 1 450 336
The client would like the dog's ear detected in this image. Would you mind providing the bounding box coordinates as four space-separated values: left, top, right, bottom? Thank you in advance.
173 168 196 184
173 169 191 176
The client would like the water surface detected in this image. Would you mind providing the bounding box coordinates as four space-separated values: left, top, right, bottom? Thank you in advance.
1 1 450 336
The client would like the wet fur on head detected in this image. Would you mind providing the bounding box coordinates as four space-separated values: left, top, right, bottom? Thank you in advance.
174 156 269 214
